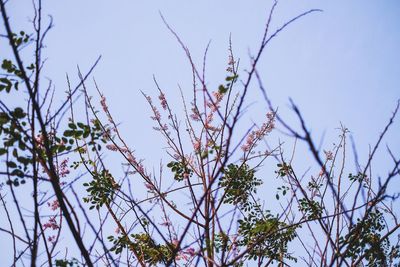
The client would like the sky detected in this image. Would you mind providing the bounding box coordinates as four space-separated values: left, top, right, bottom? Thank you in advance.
9 1 400 156
2 0 400 265
12 0 399 164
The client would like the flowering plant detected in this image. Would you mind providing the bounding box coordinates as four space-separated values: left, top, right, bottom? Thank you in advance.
0 1 399 266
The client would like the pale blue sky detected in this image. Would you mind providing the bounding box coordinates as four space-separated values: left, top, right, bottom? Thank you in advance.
24 0 399 178
12 0 399 161
3 0 400 265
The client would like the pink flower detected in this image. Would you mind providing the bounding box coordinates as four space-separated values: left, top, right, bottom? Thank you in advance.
228 55 236 66
43 217 59 230
158 92 167 110
213 91 223 102
190 107 201 121
59 159 70 177
106 144 129 153
100 96 108 113
241 132 255 152
226 55 236 72
185 247 195 257
145 95 162 121
160 219 171 227
175 247 196 261
193 140 201 152
172 239 179 247
190 113 200 121
127 154 145 174
35 134 44 148
241 113 275 152
47 235 56 244
153 124 168 132
324 150 333 161
145 183 154 190
207 91 224 113
205 113 214 130
48 200 60 211
151 109 161 121
106 144 118 151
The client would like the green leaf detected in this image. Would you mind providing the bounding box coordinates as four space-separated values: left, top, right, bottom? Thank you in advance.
225 74 238 81
64 130 73 137
11 169 24 178
13 107 25 119
218 85 227 94
0 112 9 124
26 63 35 70
68 123 77 129
7 161 17 168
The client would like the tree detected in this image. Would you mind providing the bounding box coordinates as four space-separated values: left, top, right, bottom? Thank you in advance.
1 0 399 266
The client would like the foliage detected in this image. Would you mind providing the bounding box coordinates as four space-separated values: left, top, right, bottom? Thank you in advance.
83 169 120 210
340 210 399 266
55 258 80 267
238 211 298 263
219 163 262 210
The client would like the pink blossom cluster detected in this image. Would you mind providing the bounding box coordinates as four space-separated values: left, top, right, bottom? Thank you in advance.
214 91 224 102
205 113 218 131
100 96 114 122
35 131 55 148
193 139 201 152
47 235 56 245
145 95 162 121
47 199 60 211
145 182 155 191
171 239 196 261
43 217 59 230
100 96 108 113
226 55 236 73
175 247 196 261
324 150 333 161
241 133 256 152
207 91 224 113
153 123 168 132
190 107 201 121
106 144 118 151
241 112 275 152
58 158 70 177
106 144 129 153
35 134 45 148
151 109 161 121
158 92 167 110
127 153 145 174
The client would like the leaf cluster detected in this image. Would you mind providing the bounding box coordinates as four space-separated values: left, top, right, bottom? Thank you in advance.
238 211 297 263
167 160 192 181
219 163 261 211
0 108 31 186
108 233 174 265
83 169 119 210
298 198 323 220
340 210 400 266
